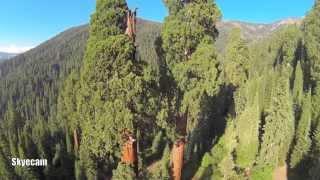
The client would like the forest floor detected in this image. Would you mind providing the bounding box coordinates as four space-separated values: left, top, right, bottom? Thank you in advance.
273 164 288 180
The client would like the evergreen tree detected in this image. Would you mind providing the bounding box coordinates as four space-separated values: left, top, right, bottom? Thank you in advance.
312 86 320 127
224 28 250 87
304 0 320 129
0 133 16 179
303 0 320 84
159 0 222 178
293 61 304 106
234 88 260 169
290 91 312 169
74 0 159 177
257 70 295 168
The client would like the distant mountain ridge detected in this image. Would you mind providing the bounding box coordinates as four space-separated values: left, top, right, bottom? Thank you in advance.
0 52 17 61
0 17 303 116
215 17 302 51
0 17 302 63
218 18 302 40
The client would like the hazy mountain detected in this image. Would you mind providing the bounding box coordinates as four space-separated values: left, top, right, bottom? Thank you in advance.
0 52 17 61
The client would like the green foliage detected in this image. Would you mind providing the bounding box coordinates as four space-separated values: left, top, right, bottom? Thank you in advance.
312 84 320 126
251 165 274 180
0 0 319 179
293 61 304 105
257 70 295 168
152 144 171 180
151 131 165 156
112 163 136 180
160 0 222 149
72 0 161 177
290 91 312 168
235 89 260 168
223 28 250 87
303 0 320 83
195 120 237 179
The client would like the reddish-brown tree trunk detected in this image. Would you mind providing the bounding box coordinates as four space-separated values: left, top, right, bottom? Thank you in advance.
121 137 137 165
171 110 188 180
172 139 185 180
73 129 79 152
120 132 138 176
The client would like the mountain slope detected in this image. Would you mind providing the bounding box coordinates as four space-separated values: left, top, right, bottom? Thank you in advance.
215 18 302 52
0 18 301 119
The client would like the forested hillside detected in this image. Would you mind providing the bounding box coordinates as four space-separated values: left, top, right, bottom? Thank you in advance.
0 0 320 180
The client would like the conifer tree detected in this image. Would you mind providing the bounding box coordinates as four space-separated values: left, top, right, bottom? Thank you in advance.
290 91 312 169
0 133 16 179
234 88 260 169
310 116 320 179
293 61 304 106
160 0 221 178
74 0 159 177
303 0 320 84
257 70 295 168
224 28 250 87
304 0 320 129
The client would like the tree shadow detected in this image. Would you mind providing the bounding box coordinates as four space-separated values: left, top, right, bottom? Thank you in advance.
182 83 236 180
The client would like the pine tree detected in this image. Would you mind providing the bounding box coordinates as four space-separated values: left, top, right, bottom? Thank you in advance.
257 70 295 168
293 61 304 106
57 71 80 154
290 91 312 169
303 0 320 84
304 0 320 129
224 28 250 88
234 87 260 169
312 85 320 125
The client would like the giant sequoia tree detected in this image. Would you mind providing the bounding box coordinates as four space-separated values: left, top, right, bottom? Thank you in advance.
159 0 221 179
73 0 158 178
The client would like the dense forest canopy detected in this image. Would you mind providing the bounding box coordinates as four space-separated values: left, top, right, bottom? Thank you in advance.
0 0 320 180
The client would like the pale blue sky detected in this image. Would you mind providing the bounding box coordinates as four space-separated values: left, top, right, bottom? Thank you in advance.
0 0 315 53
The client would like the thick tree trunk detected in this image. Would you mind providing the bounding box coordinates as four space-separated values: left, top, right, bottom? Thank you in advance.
73 129 79 152
121 134 138 176
121 137 137 165
172 139 185 180
171 110 188 180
